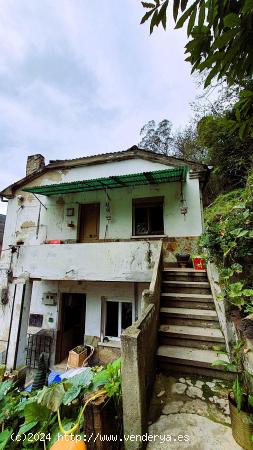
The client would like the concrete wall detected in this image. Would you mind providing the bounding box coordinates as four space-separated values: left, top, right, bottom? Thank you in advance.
207 262 237 353
121 243 162 450
12 241 160 282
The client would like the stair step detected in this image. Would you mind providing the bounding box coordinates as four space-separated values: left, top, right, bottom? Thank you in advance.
163 281 210 287
157 361 233 380
161 294 213 304
160 307 218 321
159 324 224 342
162 269 208 282
161 293 213 299
163 268 206 273
161 300 215 310
158 337 225 350
156 345 228 369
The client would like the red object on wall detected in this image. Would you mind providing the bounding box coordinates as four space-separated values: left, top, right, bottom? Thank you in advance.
46 240 62 244
193 257 206 271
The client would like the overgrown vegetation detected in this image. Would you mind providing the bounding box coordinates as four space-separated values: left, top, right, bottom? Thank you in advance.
0 359 122 449
213 340 253 412
200 170 253 313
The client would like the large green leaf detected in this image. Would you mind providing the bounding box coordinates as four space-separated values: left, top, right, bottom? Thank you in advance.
180 0 189 12
24 401 51 423
0 429 12 450
212 29 238 49
175 2 198 29
63 385 81 405
173 0 180 21
92 370 110 390
18 421 38 435
111 358 122 371
37 384 66 412
198 1 205 27
67 367 94 388
0 381 13 402
187 8 197 36
140 8 155 25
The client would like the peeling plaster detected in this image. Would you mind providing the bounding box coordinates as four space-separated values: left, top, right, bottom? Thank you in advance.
21 221 36 229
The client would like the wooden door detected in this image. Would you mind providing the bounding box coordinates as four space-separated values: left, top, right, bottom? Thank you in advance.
55 293 86 363
78 203 100 242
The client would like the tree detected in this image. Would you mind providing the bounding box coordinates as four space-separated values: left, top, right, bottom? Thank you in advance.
140 1 253 138
141 1 253 86
197 114 253 191
173 123 207 162
138 119 174 154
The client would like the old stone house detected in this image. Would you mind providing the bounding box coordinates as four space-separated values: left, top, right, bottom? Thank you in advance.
0 146 209 369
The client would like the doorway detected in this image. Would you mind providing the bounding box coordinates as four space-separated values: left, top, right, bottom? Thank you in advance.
78 203 100 242
56 293 86 363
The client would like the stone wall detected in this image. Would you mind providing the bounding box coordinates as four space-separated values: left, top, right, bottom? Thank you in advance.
121 242 162 450
162 236 199 265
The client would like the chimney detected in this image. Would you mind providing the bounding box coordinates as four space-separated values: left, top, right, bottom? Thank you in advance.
26 154 45 176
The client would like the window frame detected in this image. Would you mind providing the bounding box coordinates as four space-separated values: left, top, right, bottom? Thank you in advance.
102 298 134 341
132 196 165 236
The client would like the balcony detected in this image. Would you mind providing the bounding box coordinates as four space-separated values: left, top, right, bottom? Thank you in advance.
13 241 162 282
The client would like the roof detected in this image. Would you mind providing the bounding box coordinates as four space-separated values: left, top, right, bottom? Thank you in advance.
0 145 209 199
23 166 188 196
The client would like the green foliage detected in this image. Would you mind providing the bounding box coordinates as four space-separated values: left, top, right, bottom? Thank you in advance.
0 359 122 449
92 358 122 398
173 123 208 162
198 114 253 190
201 169 253 312
212 340 253 412
140 1 253 139
0 429 13 450
140 1 253 86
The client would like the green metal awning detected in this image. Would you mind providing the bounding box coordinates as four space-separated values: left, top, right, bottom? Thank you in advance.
22 166 188 196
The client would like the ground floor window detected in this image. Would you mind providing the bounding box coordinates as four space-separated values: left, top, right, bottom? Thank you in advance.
104 300 133 339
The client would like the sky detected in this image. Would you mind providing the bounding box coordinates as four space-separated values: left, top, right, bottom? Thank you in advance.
0 0 204 214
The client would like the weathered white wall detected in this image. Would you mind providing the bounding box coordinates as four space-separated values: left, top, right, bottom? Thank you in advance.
0 158 202 256
13 241 160 281
27 279 149 336
26 279 148 361
0 278 148 367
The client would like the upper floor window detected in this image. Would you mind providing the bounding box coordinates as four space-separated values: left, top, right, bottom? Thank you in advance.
132 197 164 236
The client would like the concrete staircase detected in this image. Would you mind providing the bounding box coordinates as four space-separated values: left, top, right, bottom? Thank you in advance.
156 268 230 379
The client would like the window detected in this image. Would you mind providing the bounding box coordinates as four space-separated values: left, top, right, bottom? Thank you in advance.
133 197 164 236
104 300 133 339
